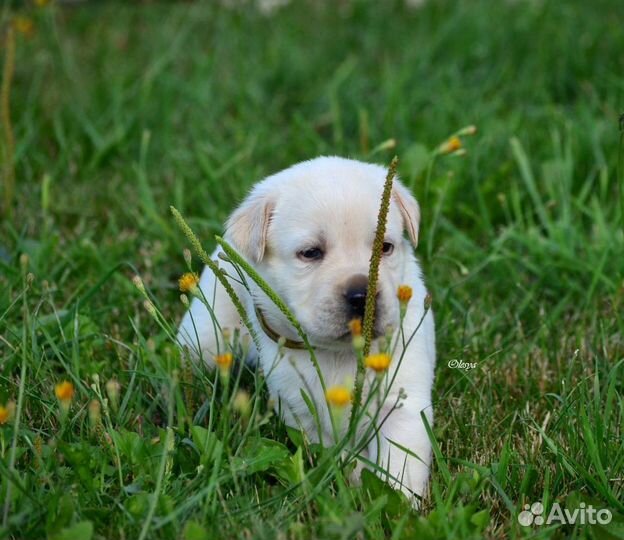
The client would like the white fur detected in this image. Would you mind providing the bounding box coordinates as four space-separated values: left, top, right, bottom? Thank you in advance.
177 156 436 504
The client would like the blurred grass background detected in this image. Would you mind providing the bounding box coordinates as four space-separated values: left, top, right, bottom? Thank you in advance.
1 0 623 538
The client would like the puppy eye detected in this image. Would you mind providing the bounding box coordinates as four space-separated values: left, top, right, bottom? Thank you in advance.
382 242 394 255
298 247 324 261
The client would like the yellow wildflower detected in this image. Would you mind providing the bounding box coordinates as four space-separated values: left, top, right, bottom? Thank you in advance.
349 318 365 350
0 404 10 424
397 285 413 304
13 16 35 38
365 353 392 373
348 318 362 337
438 136 462 155
325 386 352 407
178 272 199 293
55 381 75 402
214 352 233 371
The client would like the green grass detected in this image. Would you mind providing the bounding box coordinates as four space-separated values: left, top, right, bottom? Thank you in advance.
1 0 624 538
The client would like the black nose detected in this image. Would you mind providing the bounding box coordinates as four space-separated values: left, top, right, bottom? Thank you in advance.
345 286 367 318
344 274 369 319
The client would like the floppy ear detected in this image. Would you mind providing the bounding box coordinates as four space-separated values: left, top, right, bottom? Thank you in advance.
392 182 420 247
225 190 275 263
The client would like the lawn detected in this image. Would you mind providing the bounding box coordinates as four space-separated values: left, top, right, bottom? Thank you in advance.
1 0 623 538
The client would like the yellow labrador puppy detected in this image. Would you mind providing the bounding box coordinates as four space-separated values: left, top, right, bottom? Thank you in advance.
177 156 436 504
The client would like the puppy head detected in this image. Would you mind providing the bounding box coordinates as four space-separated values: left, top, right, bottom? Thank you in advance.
225 156 420 346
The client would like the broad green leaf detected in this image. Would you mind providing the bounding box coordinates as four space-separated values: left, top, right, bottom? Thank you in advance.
190 426 223 464
230 438 290 475
51 521 93 540
183 520 210 540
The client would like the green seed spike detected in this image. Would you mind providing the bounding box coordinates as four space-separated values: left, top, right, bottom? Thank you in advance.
170 206 257 345
350 156 398 429
1 27 15 221
619 114 624 224
215 236 327 390
363 156 398 355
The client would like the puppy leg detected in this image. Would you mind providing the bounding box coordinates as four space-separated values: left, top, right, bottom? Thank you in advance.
373 400 433 506
176 250 247 365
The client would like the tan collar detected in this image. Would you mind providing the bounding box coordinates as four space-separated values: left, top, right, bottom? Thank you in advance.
254 306 306 350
